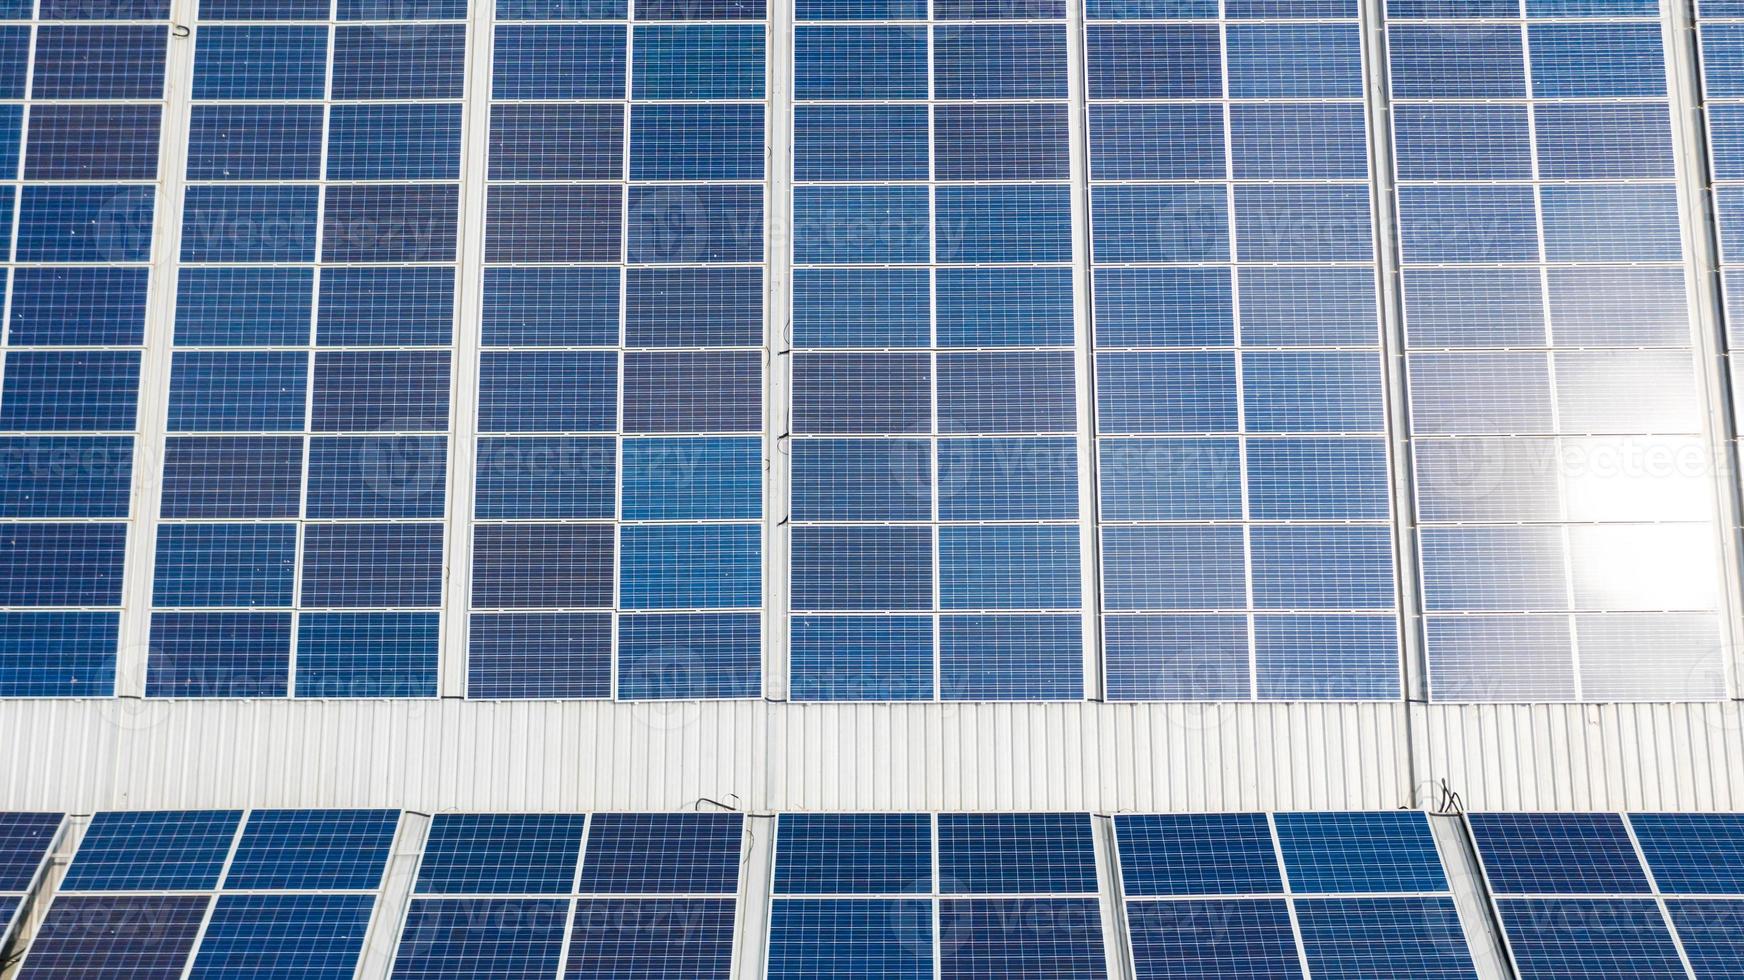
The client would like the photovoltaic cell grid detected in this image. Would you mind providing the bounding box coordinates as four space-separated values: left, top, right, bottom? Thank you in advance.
18 808 400 979
470 0 766 700
0 3 169 696
1115 811 1479 978
1388 0 1724 702
151 0 466 698
767 812 1109 979
1469 812 1744 979
788 0 1085 703
391 811 743 978
1085 0 1400 702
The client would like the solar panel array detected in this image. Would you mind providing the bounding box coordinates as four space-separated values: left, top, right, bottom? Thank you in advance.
470 0 766 700
787 0 1085 701
391 811 743 977
18 808 401 978
1469 811 1744 979
1086 0 1399 701
1 0 1739 703
1388 0 1724 701
158 0 464 697
0 2 169 696
1116 810 1479 978
768 812 1108 977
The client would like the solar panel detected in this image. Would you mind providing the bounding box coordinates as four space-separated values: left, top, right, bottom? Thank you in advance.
223 808 399 891
0 2 168 697
158 0 460 700
1468 812 1650 895
1087 0 1397 704
188 893 377 979
61 810 241 892
19 894 209 979
1633 813 1744 895
1117 812 1476 979
473 0 765 701
789 0 1083 703
1401 0 1723 703
774 813 932 895
394 812 742 978
938 813 1098 895
0 812 60 946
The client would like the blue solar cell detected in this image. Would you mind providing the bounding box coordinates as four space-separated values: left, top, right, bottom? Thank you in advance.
416 814 587 895
480 352 616 434
391 898 568 979
1274 812 1447 894
1530 23 1665 99
1231 103 1368 180
1297 897 1477 979
1096 352 1237 435
625 268 761 348
468 612 613 699
296 613 439 698
0 612 117 697
937 353 1075 434
937 437 1077 523
322 184 458 263
1116 814 1282 897
792 353 930 435
935 104 1070 182
940 898 1107 979
939 614 1084 700
328 104 463 181
619 524 761 609
151 523 296 608
1102 526 1246 612
175 268 312 347
631 104 764 181
224 809 398 890
474 437 614 521
168 351 306 433
472 524 615 609
937 268 1074 348
775 814 931 895
1535 103 1674 180
16 185 146 263
934 25 1066 99
146 612 291 697
1097 438 1239 523
626 185 762 264
62 810 241 892
189 894 376 980
311 350 450 432
789 615 934 701
1251 526 1394 610
0 813 61 892
331 24 465 99
180 185 316 263
20 894 208 979
768 899 934 979
33 26 166 100
307 437 446 520
1242 351 1382 433
936 185 1072 264
1086 26 1220 99
317 268 455 348
791 440 929 523
1393 105 1533 182
794 27 926 100
938 525 1079 610
1388 25 1526 99
633 25 764 99
482 267 619 346
1235 185 1373 264
1499 898 1687 980
576 813 743 895
795 105 928 182
300 523 444 608
490 103 621 182
25 105 160 180
160 437 302 520
1246 438 1390 522
1093 268 1231 349
10 268 148 347
793 186 929 265
1540 184 1682 263
1093 104 1228 182
621 351 760 433
938 813 1097 894
792 270 928 348
0 523 127 608
1256 616 1400 700
1631 813 1744 895
1127 898 1302 980
1470 813 1651 895
193 26 326 100
617 613 761 699
1091 185 1228 264
791 526 933 612
1396 186 1539 265
566 898 735 979
493 25 625 100
0 436 133 519
622 437 761 521
1227 24 1363 99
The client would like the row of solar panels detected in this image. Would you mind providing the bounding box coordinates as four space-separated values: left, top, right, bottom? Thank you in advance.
0 808 1739 977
